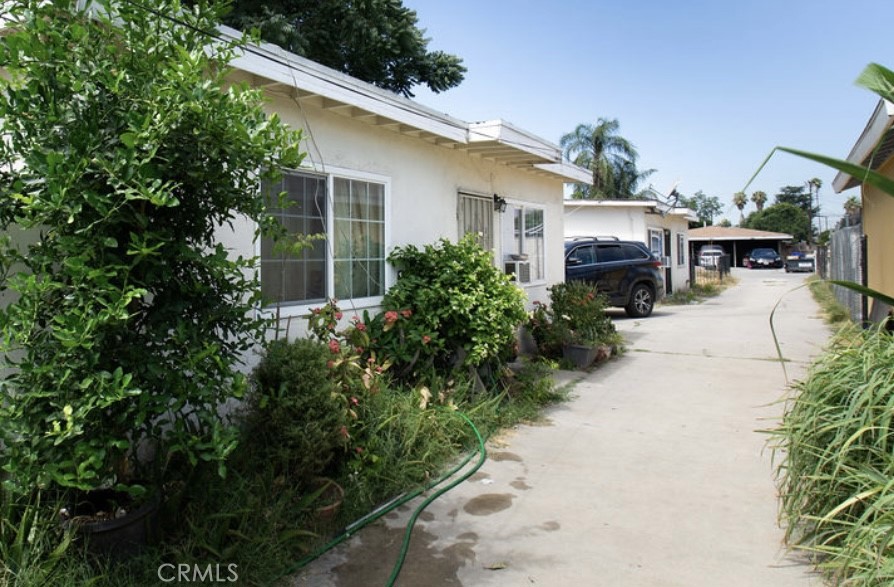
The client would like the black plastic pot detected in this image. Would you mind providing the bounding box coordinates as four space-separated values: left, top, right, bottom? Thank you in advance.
65 488 160 559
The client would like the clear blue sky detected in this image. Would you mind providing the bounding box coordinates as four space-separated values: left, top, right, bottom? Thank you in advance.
405 0 891 227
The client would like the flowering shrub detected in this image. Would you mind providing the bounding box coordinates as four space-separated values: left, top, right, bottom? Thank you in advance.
307 300 391 455
383 235 527 377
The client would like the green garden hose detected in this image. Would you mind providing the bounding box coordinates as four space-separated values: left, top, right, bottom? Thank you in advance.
271 410 487 586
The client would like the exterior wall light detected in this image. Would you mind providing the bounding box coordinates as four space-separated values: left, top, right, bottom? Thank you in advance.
493 194 508 213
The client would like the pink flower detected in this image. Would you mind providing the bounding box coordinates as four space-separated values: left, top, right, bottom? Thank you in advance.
400 309 412 318
350 396 359 405
328 340 341 354
327 360 335 369
422 335 431 344
355 446 364 454
311 307 321 315
335 312 343 320
356 322 367 332
384 310 399 324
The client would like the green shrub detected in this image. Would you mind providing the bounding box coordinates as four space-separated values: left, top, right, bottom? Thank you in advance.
248 339 346 483
380 235 528 378
773 323 894 584
0 0 303 496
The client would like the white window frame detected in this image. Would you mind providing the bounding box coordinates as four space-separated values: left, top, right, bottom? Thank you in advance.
648 228 664 258
501 201 547 286
258 165 391 319
676 233 686 266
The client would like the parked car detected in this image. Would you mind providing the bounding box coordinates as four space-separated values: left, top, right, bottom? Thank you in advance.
698 245 725 268
784 252 815 273
746 248 783 269
564 237 665 317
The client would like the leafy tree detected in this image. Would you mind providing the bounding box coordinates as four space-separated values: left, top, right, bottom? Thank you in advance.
679 190 723 226
775 185 818 218
743 203 811 241
560 118 650 199
732 192 747 224
0 0 303 494
751 190 768 211
223 0 465 97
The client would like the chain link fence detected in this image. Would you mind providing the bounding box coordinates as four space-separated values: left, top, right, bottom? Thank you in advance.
817 224 866 323
690 254 731 288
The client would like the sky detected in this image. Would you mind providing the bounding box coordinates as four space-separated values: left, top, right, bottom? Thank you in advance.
403 0 892 227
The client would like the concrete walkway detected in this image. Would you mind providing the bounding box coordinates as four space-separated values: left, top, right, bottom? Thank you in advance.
293 268 831 586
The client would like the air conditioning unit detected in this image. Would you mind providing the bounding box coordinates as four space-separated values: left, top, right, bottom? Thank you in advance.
504 261 532 284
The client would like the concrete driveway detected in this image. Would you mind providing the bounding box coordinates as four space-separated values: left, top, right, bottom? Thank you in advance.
292 268 830 586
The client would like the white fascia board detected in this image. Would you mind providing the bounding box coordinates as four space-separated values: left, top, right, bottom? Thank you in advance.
669 208 699 223
220 26 468 144
689 234 792 241
563 200 655 209
469 120 561 161
833 99 894 193
535 162 593 184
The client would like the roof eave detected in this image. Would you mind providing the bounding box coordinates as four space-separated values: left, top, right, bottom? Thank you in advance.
833 99 894 193
222 26 577 180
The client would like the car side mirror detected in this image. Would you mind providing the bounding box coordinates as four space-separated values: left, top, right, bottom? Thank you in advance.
566 257 582 266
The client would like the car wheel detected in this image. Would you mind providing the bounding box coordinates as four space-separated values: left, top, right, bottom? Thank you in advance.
625 284 654 318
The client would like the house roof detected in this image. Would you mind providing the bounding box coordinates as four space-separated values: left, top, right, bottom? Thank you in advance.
220 26 592 185
832 99 894 193
688 226 793 241
563 199 698 222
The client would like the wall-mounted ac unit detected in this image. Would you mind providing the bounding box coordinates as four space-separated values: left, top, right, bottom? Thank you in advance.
504 261 531 284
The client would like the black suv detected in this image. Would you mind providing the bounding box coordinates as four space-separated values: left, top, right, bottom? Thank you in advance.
564 237 664 317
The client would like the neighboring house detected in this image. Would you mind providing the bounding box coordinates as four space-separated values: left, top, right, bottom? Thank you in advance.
688 226 793 268
563 199 697 293
832 99 894 321
212 27 592 334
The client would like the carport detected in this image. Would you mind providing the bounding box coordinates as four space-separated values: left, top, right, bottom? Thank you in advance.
689 226 793 268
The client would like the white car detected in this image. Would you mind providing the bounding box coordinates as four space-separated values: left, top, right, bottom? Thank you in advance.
698 245 724 267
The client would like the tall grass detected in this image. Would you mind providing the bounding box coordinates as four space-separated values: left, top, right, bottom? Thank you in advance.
807 276 853 328
773 323 894 584
1 360 566 586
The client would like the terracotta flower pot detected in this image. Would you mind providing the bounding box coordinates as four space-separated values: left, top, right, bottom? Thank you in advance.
311 478 344 520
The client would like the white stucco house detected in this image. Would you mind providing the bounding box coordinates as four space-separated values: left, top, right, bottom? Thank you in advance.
0 23 589 341
212 27 590 335
563 200 697 294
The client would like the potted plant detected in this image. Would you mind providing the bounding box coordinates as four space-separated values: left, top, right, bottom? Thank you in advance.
0 0 303 553
531 282 619 369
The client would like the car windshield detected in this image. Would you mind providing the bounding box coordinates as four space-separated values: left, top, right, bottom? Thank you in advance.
752 249 777 257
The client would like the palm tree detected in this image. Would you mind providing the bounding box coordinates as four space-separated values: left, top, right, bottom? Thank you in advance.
614 158 656 199
843 195 862 226
560 119 639 199
806 177 822 235
732 192 747 225
751 190 767 212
